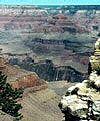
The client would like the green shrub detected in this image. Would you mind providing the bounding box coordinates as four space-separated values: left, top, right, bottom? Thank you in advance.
0 72 23 121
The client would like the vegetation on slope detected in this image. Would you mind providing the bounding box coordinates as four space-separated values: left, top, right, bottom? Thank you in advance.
0 72 23 121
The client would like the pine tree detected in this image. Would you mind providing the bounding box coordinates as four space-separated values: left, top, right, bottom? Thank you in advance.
0 71 23 121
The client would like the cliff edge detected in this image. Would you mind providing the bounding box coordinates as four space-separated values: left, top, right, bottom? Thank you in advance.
59 38 100 121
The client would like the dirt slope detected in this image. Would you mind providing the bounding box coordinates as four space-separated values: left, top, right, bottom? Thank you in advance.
0 88 63 121
21 89 63 121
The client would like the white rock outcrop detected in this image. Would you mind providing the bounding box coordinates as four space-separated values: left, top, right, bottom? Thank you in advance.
59 38 100 121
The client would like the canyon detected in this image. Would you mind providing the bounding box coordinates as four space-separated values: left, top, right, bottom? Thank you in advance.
0 5 100 82
0 5 100 121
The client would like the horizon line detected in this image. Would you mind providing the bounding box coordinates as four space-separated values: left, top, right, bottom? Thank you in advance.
0 0 100 5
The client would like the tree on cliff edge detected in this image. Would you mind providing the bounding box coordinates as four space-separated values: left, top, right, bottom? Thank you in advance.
0 71 23 121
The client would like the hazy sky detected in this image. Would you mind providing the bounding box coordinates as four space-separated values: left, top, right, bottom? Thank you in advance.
0 0 100 5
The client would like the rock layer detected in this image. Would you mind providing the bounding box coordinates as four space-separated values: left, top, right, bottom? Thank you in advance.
0 57 47 90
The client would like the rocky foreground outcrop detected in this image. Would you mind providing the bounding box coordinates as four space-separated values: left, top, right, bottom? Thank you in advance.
59 38 100 121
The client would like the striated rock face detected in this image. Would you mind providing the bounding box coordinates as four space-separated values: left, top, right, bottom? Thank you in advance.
11 74 47 90
0 57 47 91
59 38 100 121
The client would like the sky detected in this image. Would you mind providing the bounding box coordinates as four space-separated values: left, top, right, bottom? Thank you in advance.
0 0 100 5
